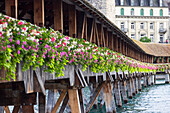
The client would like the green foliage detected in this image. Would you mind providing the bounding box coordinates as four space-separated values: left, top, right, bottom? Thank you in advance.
140 36 151 42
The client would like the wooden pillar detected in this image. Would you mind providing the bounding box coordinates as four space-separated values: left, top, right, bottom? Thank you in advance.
53 0 63 33
137 74 142 91
39 93 45 113
103 82 116 113
114 73 122 107
113 35 118 52
131 74 136 96
68 89 81 113
156 57 159 63
34 0 44 26
150 74 155 85
118 38 121 53
5 0 17 18
143 73 147 87
134 74 139 94
165 74 170 84
104 28 108 48
69 5 76 37
120 73 128 103
108 32 113 50
127 73 133 99
161 57 164 63
166 57 169 63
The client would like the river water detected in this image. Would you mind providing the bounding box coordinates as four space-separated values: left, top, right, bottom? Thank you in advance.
89 80 170 113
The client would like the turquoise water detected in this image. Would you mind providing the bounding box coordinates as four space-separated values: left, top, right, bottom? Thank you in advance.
90 81 170 113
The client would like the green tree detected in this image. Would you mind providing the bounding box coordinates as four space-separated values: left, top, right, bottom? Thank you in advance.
140 36 151 42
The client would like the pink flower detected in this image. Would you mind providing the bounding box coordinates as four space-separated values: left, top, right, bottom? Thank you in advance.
11 54 13 58
16 40 20 45
37 55 39 58
9 38 12 42
17 50 20 54
7 45 10 48
65 36 69 40
51 37 55 42
23 41 26 45
18 21 23 25
22 27 26 31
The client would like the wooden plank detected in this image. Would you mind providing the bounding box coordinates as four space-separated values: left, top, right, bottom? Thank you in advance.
53 0 63 32
39 92 45 113
127 73 133 99
81 14 87 40
78 69 88 87
24 67 34 93
68 89 81 113
69 5 77 37
22 105 34 113
34 0 44 26
114 80 122 107
103 82 116 113
3 106 10 113
59 93 69 113
46 90 55 113
86 83 104 112
101 26 106 47
95 22 100 46
120 80 128 103
78 89 85 113
51 89 67 113
12 106 20 113
90 20 94 43
5 0 17 18
35 67 46 95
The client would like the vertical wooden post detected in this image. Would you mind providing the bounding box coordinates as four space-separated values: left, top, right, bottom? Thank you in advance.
5 0 17 18
78 89 85 113
156 57 159 63
143 74 147 87
166 57 169 63
150 74 155 85
148 74 151 86
69 5 77 37
135 73 139 94
120 74 128 103
114 73 122 107
131 74 136 96
68 89 81 113
39 93 45 113
53 0 63 33
103 82 116 113
113 35 118 52
34 0 44 26
165 74 170 84
138 74 142 91
118 38 121 53
161 57 164 63
127 73 133 99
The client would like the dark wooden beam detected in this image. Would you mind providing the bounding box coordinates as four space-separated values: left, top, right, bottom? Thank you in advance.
34 0 44 26
53 0 63 32
69 5 77 37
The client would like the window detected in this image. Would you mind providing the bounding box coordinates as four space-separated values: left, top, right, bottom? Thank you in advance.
120 0 124 5
160 23 163 29
150 23 154 29
121 22 124 30
131 34 135 39
131 8 134 16
140 23 144 29
160 0 163 7
160 34 164 43
131 22 135 29
140 9 144 16
140 34 146 38
150 0 153 6
150 34 154 42
121 8 124 15
160 9 163 16
150 9 153 16
140 0 144 6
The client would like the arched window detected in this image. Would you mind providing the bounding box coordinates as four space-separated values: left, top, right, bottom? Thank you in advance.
141 9 144 16
131 8 134 15
121 8 124 15
150 9 153 16
160 9 163 16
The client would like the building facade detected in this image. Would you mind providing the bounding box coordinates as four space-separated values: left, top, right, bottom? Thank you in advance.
115 0 169 43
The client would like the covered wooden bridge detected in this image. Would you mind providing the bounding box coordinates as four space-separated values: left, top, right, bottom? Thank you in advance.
0 0 169 113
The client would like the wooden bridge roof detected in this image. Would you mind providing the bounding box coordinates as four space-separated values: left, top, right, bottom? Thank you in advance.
132 39 170 57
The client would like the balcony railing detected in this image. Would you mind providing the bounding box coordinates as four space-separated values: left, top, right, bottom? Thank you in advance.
159 28 167 33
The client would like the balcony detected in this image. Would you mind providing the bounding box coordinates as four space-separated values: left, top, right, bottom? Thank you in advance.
159 28 167 33
121 28 128 33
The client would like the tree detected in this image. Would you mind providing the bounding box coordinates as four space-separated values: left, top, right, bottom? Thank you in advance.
139 36 151 42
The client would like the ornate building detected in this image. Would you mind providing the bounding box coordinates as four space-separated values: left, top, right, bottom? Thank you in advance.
115 0 169 43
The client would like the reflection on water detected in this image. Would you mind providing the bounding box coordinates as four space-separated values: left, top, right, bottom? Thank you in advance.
89 80 170 113
117 84 170 113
